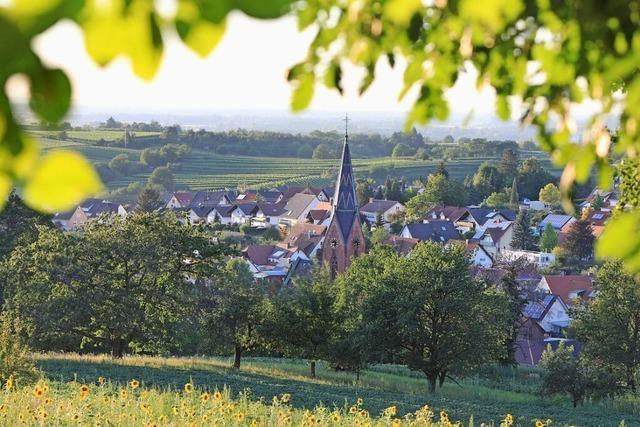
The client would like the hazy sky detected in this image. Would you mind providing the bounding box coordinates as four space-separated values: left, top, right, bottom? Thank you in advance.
8 12 496 116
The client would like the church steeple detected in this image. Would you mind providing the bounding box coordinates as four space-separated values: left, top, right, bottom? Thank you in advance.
323 115 366 277
332 117 359 243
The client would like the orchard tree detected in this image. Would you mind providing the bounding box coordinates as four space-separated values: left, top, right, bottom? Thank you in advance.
262 268 337 378
472 163 504 201
135 186 163 212
517 158 554 200
0 192 52 261
204 258 265 370
573 261 640 392
539 343 587 408
499 148 520 182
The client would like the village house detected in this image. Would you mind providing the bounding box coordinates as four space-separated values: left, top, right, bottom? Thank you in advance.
472 221 513 256
580 187 619 211
242 244 310 290
536 275 595 306
501 249 556 268
57 199 127 230
400 220 460 243
165 191 195 209
279 223 326 259
537 213 576 234
360 198 405 224
279 193 322 227
306 209 331 226
382 235 419 256
425 206 516 234
231 202 260 225
466 242 494 268
207 205 237 225
522 294 571 337
187 206 213 225
252 202 288 228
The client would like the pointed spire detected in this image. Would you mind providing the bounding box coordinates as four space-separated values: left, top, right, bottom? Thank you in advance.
331 114 359 242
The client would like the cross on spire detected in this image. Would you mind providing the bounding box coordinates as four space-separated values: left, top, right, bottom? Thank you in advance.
343 113 349 140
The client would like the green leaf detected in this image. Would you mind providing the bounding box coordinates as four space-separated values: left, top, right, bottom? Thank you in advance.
176 19 226 58
596 211 640 270
496 94 510 120
23 150 103 213
384 0 422 26
234 0 291 19
200 0 233 24
28 67 71 123
291 73 314 112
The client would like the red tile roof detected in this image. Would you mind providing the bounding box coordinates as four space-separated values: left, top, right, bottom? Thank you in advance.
542 275 594 305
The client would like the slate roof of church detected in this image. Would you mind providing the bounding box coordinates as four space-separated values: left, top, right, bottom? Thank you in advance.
331 135 359 242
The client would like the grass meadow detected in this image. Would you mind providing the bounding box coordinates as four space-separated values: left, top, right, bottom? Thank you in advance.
27 353 640 426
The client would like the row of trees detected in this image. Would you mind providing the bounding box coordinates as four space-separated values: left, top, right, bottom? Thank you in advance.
0 200 517 392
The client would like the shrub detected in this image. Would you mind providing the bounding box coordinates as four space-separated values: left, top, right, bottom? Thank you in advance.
0 312 39 388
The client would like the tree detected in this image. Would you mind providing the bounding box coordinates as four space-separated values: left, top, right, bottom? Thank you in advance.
391 143 415 157
135 186 163 212
472 162 504 200
261 227 281 242
562 219 595 262
148 166 175 191
434 161 449 179
0 192 52 262
540 222 558 252
405 174 466 219
484 190 510 208
517 158 555 200
108 154 132 176
203 258 264 370
140 147 162 167
509 177 519 209
539 183 561 207
297 144 313 158
573 261 640 392
263 268 337 377
312 143 335 159
499 148 520 181
341 242 509 392
3 213 225 357
0 312 39 387
539 343 587 408
370 226 390 246
355 179 374 206
511 211 534 250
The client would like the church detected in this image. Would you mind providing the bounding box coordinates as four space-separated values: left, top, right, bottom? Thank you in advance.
322 125 366 278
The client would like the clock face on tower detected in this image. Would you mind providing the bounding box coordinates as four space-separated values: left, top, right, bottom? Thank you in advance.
330 238 338 249
353 239 360 248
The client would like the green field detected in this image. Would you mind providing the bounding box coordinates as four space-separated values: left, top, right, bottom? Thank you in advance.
34 133 557 192
36 353 639 426
31 129 161 141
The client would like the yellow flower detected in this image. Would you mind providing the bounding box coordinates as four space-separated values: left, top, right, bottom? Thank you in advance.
97 377 105 385
349 405 357 414
356 397 363 406
535 422 544 427
252 420 259 427
281 393 291 403
184 383 194 394
120 389 128 399
392 420 402 427
130 379 140 389
384 406 397 417
214 391 222 400
79 384 90 399
331 413 341 423
504 413 513 426
358 409 368 418
201 392 210 402
5 375 14 391
236 412 245 422
33 386 44 397
172 406 179 415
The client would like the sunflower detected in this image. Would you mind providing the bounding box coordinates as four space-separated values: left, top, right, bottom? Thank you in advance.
236 412 245 422
213 391 222 400
392 420 402 427
97 377 105 386
201 392 210 402
535 422 544 427
184 383 194 394
349 406 357 414
33 386 44 397
356 397 363 406
129 379 140 389
281 393 291 403
120 389 128 399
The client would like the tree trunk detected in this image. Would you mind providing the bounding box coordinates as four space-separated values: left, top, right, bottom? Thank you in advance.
356 368 360 383
572 396 578 408
438 370 447 387
310 360 316 378
233 344 242 370
111 337 124 359
628 367 636 392
427 374 437 393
